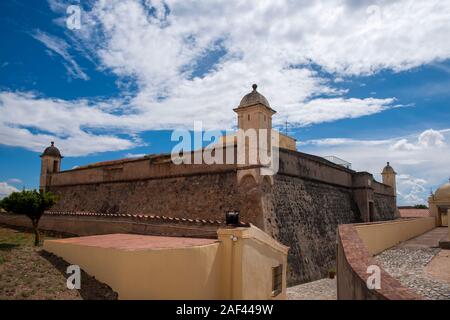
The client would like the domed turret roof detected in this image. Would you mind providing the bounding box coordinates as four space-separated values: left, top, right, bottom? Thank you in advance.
41 141 62 158
434 180 450 201
238 84 271 108
381 162 396 174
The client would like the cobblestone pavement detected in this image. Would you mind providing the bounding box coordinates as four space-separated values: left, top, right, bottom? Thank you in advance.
376 247 450 300
287 278 336 300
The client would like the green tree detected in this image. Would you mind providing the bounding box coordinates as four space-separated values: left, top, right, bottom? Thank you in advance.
414 204 428 209
0 190 56 246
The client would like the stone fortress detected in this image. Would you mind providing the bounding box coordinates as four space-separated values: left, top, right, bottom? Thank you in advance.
39 85 398 284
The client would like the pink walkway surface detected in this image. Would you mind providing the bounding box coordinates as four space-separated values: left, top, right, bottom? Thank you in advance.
399 227 448 248
398 208 430 218
48 233 218 251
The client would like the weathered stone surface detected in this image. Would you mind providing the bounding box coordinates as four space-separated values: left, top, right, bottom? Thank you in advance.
49 172 266 229
374 193 397 221
265 175 360 285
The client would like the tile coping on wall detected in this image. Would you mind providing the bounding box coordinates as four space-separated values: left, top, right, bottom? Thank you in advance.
42 211 250 227
338 223 423 300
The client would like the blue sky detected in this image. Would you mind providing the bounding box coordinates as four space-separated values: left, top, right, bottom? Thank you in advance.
0 0 449 204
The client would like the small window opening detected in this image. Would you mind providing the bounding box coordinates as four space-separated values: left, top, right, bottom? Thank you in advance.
272 264 283 297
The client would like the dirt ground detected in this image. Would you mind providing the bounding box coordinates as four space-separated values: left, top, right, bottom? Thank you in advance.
0 224 117 300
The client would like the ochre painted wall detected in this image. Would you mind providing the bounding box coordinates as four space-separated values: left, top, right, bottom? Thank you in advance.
337 224 421 300
44 225 288 300
45 239 223 299
217 226 289 300
354 217 436 255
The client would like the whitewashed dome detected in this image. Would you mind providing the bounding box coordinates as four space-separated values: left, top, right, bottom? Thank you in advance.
239 84 270 108
381 162 396 174
41 141 62 158
434 181 450 201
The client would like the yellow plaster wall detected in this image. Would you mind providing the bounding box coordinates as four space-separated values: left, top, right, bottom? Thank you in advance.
278 132 297 151
44 240 223 299
44 225 288 300
217 226 289 300
354 217 436 255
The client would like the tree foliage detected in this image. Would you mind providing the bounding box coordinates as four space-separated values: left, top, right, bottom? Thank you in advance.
0 190 56 245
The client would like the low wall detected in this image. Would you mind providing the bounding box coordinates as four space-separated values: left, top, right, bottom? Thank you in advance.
0 212 224 238
355 217 436 255
337 217 436 300
45 235 223 300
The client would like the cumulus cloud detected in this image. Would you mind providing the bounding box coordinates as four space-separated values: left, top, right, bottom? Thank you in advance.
0 182 19 199
418 129 445 148
300 128 450 205
396 174 429 204
0 91 140 156
1 0 450 155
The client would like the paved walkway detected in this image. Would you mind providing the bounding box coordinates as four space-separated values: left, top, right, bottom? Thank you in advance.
399 227 448 248
375 227 450 300
287 278 336 300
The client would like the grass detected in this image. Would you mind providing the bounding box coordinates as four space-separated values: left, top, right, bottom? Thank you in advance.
0 225 117 300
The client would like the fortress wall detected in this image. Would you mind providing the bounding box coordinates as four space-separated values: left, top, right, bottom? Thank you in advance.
278 149 354 187
372 180 394 196
263 174 360 285
50 156 236 186
262 151 396 284
48 170 265 227
42 146 397 286
373 193 398 221
372 180 398 221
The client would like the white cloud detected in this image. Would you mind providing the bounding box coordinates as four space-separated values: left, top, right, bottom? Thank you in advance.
124 153 147 158
418 129 445 148
300 128 450 205
391 139 419 151
282 97 396 126
0 182 19 199
32 30 89 80
7 178 22 184
396 174 429 204
1 0 450 155
0 91 136 156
